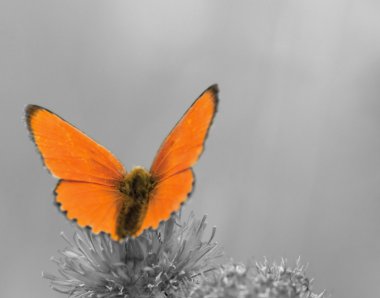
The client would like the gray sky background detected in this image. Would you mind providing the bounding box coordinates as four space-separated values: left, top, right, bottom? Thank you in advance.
1 1 380 297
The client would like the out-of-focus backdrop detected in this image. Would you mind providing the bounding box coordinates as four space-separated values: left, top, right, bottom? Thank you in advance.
1 1 380 297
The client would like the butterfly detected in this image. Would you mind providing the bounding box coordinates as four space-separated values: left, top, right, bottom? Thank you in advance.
26 85 219 241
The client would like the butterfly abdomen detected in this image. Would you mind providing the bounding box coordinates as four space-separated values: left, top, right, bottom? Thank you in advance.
116 167 156 238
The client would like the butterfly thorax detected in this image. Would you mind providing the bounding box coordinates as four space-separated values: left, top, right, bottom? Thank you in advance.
119 166 156 199
117 166 156 238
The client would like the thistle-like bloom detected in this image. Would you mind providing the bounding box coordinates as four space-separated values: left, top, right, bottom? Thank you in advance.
188 258 325 298
43 213 222 297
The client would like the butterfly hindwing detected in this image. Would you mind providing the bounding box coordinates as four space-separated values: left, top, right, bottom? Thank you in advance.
136 169 194 234
55 181 125 240
136 85 219 234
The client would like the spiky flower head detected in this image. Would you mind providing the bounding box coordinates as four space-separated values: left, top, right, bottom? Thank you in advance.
188 258 325 298
43 213 222 297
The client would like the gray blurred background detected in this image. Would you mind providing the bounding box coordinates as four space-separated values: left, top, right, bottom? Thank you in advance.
1 0 380 297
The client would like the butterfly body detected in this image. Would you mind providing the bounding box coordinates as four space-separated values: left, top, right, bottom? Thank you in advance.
116 166 155 238
26 85 219 241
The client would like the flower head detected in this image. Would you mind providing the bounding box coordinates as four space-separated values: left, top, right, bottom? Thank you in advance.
188 258 325 298
44 213 222 297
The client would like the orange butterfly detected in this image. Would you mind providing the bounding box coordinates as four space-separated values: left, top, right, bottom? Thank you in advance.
26 85 218 241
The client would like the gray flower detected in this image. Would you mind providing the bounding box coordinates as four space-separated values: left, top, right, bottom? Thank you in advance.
43 213 222 297
188 258 325 298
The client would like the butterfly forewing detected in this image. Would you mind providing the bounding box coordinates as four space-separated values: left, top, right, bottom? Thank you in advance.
150 85 218 179
26 105 126 185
